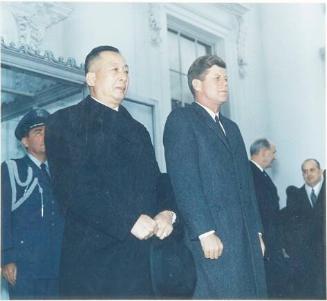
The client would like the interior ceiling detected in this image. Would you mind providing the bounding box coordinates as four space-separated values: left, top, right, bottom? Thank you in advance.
1 42 85 122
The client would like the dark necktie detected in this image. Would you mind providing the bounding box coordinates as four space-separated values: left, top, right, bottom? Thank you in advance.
40 163 51 183
310 188 317 207
214 115 226 137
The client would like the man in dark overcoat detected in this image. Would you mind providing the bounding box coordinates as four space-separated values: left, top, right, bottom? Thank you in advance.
45 45 175 299
1 109 64 299
283 159 325 299
163 55 267 299
249 138 290 298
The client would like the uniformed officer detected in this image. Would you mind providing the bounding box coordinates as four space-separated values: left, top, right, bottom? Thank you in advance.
1 108 64 299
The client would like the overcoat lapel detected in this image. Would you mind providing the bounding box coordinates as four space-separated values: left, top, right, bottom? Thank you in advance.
191 102 231 152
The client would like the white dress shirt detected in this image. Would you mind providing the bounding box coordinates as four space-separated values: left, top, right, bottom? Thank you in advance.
250 160 264 172
91 96 119 111
305 178 323 207
27 153 49 173
196 102 226 135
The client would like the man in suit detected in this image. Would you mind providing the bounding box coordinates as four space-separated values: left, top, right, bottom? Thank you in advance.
249 138 290 298
163 54 267 299
283 159 326 299
45 45 175 299
1 109 64 299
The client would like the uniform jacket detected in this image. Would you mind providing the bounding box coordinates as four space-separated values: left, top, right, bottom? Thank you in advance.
1 155 64 279
163 102 267 299
45 96 161 298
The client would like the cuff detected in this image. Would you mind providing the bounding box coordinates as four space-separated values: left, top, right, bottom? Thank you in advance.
199 230 215 240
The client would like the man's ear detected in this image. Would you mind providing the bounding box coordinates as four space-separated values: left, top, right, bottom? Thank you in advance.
21 137 28 149
86 72 96 87
192 79 202 93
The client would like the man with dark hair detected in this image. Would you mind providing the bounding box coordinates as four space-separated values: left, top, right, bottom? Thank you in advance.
283 159 326 299
249 138 290 298
163 54 267 298
1 109 64 299
45 45 175 298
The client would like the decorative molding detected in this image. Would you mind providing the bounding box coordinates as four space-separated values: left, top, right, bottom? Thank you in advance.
219 3 250 17
8 2 72 51
236 15 248 78
1 37 84 74
319 47 325 61
148 3 162 46
1 37 85 121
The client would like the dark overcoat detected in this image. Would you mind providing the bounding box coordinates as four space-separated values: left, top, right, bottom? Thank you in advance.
163 102 267 299
250 161 289 298
45 96 161 299
1 156 64 296
283 180 326 299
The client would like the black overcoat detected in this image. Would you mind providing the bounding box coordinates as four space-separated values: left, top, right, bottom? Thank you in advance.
250 161 289 298
284 180 326 299
163 103 267 299
45 96 161 299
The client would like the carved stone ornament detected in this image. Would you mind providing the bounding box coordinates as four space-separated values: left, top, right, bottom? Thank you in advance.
1 37 84 71
236 15 248 78
148 3 162 46
7 2 72 51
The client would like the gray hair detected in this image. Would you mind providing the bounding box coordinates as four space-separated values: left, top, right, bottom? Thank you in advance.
250 138 271 156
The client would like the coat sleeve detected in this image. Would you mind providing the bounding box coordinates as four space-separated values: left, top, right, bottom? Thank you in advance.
45 113 157 241
163 110 216 240
1 162 16 265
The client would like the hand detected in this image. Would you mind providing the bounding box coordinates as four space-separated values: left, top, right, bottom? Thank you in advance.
154 210 174 240
2 263 17 286
131 214 157 240
200 233 223 259
259 233 265 256
282 248 290 259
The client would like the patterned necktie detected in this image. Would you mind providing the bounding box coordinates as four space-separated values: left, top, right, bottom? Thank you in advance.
40 163 51 182
310 188 317 207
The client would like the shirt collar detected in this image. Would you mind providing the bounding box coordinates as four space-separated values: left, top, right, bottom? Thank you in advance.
27 153 48 169
305 177 324 196
196 102 219 121
250 160 264 172
91 96 119 111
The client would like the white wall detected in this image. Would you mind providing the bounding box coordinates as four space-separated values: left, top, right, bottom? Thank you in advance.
232 4 269 148
1 3 325 206
257 3 325 206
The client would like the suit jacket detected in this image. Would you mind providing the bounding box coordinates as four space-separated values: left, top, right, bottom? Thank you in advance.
285 181 325 259
1 156 64 280
284 180 326 299
45 96 161 298
163 102 267 299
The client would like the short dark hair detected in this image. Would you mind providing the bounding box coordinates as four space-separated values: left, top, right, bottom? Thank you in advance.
84 45 120 74
250 138 271 156
187 55 226 96
301 158 321 171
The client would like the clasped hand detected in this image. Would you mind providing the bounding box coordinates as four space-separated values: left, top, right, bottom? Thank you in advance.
130 210 174 240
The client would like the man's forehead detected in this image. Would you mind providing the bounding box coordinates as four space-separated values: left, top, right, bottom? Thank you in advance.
302 160 319 170
99 51 125 62
206 65 227 75
89 51 126 70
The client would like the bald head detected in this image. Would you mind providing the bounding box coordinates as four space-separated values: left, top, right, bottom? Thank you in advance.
301 159 322 187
